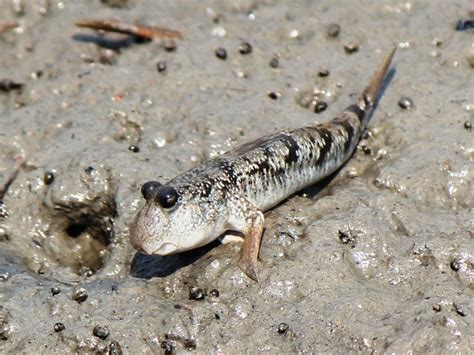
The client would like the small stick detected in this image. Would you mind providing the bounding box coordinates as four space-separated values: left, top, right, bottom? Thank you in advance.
75 19 182 40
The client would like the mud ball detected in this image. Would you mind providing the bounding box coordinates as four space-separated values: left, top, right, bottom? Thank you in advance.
398 96 414 110
43 171 55 185
209 289 219 297
93 325 110 340
54 322 65 332
269 57 279 68
72 288 88 303
189 286 206 300
239 42 252 55
314 101 328 113
450 259 460 272
107 340 123 355
326 23 341 38
156 61 167 72
277 322 289 334
163 39 177 52
51 286 61 296
268 91 279 100
318 69 330 77
344 43 359 54
215 47 227 60
128 145 140 153
161 340 174 355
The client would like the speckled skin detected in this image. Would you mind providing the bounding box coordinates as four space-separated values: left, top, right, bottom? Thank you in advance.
130 48 396 280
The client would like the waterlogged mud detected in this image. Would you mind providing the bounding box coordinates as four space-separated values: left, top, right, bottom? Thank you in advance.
0 0 472 353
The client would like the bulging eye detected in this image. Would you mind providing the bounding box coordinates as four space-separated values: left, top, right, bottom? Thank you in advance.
156 186 179 208
141 181 162 200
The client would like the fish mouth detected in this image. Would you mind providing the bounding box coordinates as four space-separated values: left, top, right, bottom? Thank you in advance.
153 243 178 255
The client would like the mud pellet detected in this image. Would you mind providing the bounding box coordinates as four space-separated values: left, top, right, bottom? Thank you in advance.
318 69 329 77
209 289 219 297
215 47 227 60
398 96 414 110
43 172 55 185
432 304 442 312
344 43 359 54
268 91 279 100
128 145 140 153
72 288 88 303
189 286 206 300
93 325 110 340
107 340 123 355
161 340 174 355
54 323 65 332
164 39 177 52
314 101 328 113
338 230 350 244
156 61 167 72
51 286 61 296
464 121 472 130
277 322 289 334
326 23 341 38
269 57 279 68
0 79 23 93
361 145 372 155
450 259 460 272
239 42 252 55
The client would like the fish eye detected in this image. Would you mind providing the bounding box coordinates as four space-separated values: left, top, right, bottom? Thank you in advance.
141 181 162 200
156 186 179 208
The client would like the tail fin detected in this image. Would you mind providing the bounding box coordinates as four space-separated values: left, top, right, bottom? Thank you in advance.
354 46 397 128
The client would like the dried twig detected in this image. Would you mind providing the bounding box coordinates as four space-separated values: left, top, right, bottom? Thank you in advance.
75 19 182 40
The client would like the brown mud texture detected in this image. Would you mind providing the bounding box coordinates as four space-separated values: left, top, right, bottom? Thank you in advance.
0 0 473 353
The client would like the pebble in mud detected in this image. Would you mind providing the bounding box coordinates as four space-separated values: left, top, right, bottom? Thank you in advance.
54 322 65 332
326 23 341 38
51 286 61 296
450 259 460 272
72 288 88 303
161 340 174 355
163 39 177 52
209 289 220 297
93 325 110 340
189 286 206 300
128 145 140 153
156 61 167 72
464 121 472 130
277 322 290 334
344 42 359 54
43 171 55 185
107 340 123 355
314 101 328 113
269 57 279 68
398 96 414 110
215 47 227 60
432 304 442 312
268 91 280 100
318 69 330 77
453 303 467 317
239 42 252 55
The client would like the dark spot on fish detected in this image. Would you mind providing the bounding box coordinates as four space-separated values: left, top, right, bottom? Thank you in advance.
316 129 333 164
340 120 355 152
218 160 238 184
281 135 300 164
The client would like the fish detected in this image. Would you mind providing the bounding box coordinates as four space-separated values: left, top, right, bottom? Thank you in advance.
130 47 397 281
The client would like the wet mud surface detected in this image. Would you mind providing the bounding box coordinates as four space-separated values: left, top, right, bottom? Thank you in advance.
1 0 473 353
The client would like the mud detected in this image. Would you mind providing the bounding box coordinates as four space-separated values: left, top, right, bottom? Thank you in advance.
0 0 473 353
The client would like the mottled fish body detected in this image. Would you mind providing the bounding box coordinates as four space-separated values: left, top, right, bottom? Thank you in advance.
130 48 396 281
